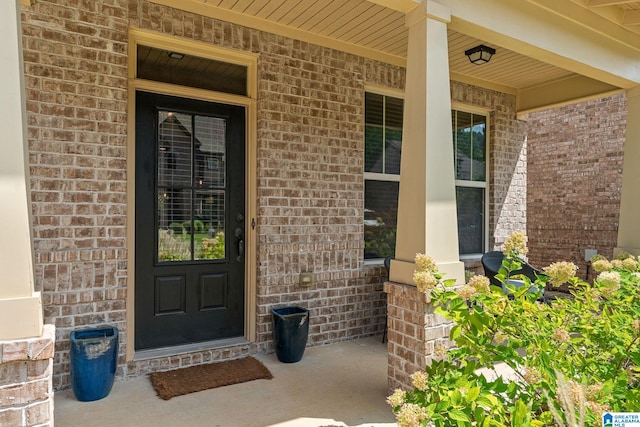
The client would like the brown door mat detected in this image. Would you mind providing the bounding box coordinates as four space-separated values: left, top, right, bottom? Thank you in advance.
149 356 273 400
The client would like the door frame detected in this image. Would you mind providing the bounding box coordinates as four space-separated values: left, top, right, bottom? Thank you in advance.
126 28 258 361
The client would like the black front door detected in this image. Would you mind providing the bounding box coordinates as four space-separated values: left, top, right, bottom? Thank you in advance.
135 91 246 351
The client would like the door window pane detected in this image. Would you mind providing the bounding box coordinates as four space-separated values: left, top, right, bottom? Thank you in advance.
194 191 225 260
364 180 399 259
158 112 192 187
157 188 192 261
194 115 226 188
156 111 227 262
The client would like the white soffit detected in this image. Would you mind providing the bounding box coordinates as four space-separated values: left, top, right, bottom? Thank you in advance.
150 0 640 109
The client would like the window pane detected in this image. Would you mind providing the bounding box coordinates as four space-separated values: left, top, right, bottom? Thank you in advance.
365 92 383 125
385 96 403 129
471 115 486 181
384 96 403 174
137 45 248 96
454 111 472 181
384 128 402 174
365 93 403 175
365 124 383 173
456 187 484 255
364 180 399 259
365 93 384 173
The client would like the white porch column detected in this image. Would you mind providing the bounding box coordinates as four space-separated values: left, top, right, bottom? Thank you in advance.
616 87 640 256
0 0 43 339
389 0 465 286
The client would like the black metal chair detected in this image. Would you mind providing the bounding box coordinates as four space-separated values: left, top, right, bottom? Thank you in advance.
481 251 544 300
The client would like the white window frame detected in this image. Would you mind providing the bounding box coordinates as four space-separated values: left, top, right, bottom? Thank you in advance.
451 103 490 258
364 85 404 264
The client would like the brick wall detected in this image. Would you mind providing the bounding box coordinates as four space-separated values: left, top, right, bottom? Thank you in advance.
384 282 454 392
0 325 55 427
21 0 129 390
526 94 626 279
252 36 402 346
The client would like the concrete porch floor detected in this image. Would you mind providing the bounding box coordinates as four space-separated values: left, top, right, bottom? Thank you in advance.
54 336 397 427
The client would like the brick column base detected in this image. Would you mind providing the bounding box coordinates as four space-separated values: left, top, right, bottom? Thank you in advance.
0 324 55 426
384 281 454 392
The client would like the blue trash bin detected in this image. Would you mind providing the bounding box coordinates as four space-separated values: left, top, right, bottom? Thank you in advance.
271 306 309 363
70 326 119 402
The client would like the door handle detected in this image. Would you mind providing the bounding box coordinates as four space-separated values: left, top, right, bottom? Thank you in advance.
237 240 244 262
235 227 244 261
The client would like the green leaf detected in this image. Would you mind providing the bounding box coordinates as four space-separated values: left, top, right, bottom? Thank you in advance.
449 409 471 422
451 324 462 340
476 394 499 407
510 399 530 427
443 278 457 287
465 387 480 402
451 389 463 406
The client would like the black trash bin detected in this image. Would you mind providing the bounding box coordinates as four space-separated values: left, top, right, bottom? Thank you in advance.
271 306 309 363
70 326 119 402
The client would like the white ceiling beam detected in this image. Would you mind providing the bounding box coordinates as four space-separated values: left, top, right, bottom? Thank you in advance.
623 10 640 25
529 0 640 50
587 0 637 6
517 74 622 117
438 0 640 87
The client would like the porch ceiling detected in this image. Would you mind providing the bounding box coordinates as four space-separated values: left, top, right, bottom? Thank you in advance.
152 0 640 106
586 0 640 26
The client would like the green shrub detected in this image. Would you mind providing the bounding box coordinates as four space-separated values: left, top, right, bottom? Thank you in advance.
168 222 184 234
193 219 205 233
389 232 640 426
181 221 191 234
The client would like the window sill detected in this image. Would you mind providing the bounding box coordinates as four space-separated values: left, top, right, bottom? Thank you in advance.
364 258 385 267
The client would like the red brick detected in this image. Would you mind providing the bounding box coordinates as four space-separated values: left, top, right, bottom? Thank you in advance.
527 93 626 280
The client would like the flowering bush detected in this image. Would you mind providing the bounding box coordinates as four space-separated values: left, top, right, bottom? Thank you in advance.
158 229 190 261
201 231 225 259
388 232 640 426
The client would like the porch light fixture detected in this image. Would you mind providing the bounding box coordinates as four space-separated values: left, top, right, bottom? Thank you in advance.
167 51 185 60
464 44 495 65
